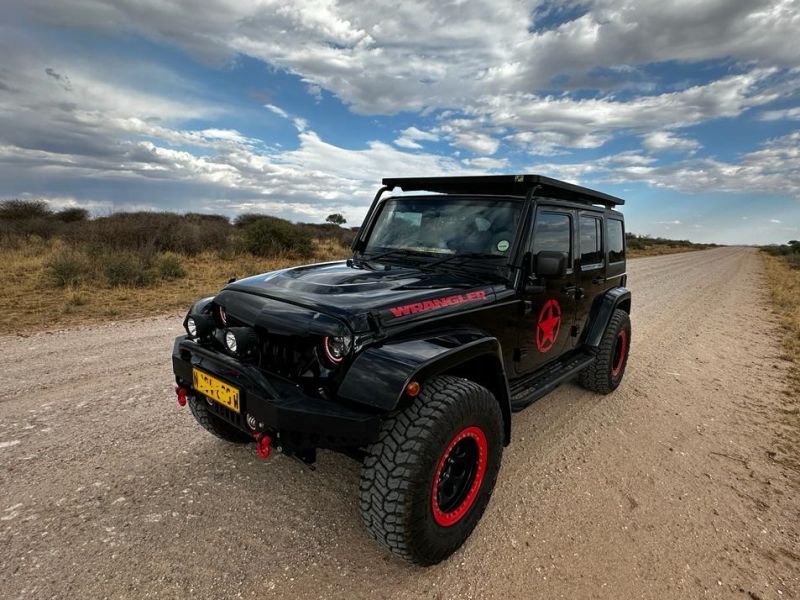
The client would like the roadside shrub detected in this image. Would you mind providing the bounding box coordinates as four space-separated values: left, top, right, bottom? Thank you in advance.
45 250 90 287
101 252 153 287
82 212 232 255
301 222 357 246
234 213 275 229
157 253 187 280
54 207 89 223
0 199 52 220
242 217 314 258
64 290 89 306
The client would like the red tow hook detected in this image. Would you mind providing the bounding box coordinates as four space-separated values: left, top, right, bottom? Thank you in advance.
254 433 272 459
176 386 188 407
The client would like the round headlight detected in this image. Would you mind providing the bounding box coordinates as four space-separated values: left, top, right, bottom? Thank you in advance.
323 336 352 364
186 317 198 337
225 330 238 353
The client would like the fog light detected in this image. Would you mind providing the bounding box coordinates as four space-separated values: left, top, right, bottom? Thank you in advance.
225 330 238 353
185 313 214 339
224 327 259 356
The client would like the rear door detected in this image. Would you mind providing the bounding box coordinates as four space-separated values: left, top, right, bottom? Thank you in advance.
514 207 578 376
572 211 607 346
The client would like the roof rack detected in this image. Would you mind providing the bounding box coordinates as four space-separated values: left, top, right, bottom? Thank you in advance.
381 174 624 207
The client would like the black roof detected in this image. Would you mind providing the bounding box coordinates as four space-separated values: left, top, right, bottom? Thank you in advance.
382 174 624 207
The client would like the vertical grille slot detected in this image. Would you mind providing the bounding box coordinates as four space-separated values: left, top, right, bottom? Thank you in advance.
259 334 307 376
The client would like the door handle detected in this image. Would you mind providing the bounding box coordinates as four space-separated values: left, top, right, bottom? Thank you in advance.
591 276 603 285
561 285 584 299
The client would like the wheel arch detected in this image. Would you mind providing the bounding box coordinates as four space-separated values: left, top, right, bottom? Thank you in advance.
581 286 631 350
337 332 512 444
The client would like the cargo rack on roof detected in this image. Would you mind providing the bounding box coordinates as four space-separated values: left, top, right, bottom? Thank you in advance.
381 174 624 207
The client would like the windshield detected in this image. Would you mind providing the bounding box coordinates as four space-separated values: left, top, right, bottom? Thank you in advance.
364 196 522 258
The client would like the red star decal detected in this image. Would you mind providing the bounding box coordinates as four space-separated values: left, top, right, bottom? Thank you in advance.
536 299 562 353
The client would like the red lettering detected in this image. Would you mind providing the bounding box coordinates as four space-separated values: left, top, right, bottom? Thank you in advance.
388 289 488 318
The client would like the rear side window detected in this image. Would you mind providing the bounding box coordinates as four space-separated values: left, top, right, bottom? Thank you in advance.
607 219 625 263
532 212 571 261
579 215 603 267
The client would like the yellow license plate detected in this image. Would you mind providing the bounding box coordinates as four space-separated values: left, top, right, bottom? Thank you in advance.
192 368 240 413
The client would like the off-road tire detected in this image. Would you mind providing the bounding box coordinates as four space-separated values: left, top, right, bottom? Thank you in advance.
359 375 504 565
188 395 252 443
579 308 631 394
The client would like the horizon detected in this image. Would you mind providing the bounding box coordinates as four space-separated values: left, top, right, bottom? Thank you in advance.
1 1 798 245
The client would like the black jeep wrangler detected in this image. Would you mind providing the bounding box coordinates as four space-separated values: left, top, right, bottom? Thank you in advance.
172 174 631 565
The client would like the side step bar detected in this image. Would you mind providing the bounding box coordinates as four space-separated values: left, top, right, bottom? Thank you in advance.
510 351 595 412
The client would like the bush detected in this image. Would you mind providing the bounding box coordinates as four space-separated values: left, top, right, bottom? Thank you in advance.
242 217 314 258
54 207 89 223
234 213 280 229
0 199 52 220
45 250 90 287
157 253 187 280
79 212 231 255
786 254 800 270
101 252 153 287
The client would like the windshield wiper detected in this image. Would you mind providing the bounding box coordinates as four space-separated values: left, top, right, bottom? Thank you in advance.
424 252 508 269
351 248 431 269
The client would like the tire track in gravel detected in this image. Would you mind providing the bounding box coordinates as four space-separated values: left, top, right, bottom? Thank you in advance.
0 247 797 600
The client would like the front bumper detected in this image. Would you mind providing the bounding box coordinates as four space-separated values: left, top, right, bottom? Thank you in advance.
172 336 380 448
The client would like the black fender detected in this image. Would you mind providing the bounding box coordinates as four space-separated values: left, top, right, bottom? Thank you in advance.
582 286 631 349
337 330 513 444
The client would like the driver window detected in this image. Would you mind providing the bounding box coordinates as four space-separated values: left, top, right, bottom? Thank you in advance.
531 211 572 263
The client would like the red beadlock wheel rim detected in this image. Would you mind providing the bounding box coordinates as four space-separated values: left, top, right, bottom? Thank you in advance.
431 426 488 527
611 329 627 377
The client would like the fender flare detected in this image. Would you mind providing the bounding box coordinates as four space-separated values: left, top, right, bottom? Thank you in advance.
582 286 631 349
337 333 513 444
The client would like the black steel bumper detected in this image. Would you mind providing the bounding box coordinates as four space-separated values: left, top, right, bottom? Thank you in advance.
172 336 381 448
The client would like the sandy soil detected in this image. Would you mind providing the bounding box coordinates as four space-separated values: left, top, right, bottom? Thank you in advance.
1 247 797 599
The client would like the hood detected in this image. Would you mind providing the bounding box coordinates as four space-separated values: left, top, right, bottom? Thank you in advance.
220 260 499 333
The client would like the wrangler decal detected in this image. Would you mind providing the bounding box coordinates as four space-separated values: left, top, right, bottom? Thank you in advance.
389 290 487 318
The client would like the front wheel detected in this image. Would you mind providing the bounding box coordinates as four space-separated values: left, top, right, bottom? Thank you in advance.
579 308 631 394
359 375 504 565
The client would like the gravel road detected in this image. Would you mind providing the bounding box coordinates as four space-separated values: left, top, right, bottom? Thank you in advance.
1 247 798 599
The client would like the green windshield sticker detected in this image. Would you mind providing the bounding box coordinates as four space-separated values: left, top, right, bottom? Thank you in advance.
497 240 510 252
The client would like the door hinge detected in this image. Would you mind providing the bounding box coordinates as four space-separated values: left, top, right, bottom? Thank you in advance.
570 325 579 337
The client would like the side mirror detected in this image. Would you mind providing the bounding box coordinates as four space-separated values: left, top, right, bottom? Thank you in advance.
535 251 567 278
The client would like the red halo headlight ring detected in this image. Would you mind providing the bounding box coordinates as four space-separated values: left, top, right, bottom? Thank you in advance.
322 336 351 365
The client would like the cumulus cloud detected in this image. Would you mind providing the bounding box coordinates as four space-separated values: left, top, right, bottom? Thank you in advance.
2 0 800 225
0 45 477 222
465 69 780 148
20 0 800 116
393 126 439 149
760 106 800 121
530 131 800 197
642 131 701 154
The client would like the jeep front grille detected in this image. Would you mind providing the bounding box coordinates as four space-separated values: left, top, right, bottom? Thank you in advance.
259 334 312 377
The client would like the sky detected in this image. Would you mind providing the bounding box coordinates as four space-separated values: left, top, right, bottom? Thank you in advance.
0 0 798 245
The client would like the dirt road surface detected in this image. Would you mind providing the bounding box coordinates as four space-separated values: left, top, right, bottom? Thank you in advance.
1 247 798 599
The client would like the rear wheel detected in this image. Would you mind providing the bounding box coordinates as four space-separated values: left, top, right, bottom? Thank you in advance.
188 395 252 443
359 375 503 565
579 308 631 394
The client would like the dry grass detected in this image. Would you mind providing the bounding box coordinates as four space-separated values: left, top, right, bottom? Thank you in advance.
0 237 713 335
627 245 710 258
0 239 348 335
763 253 800 394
